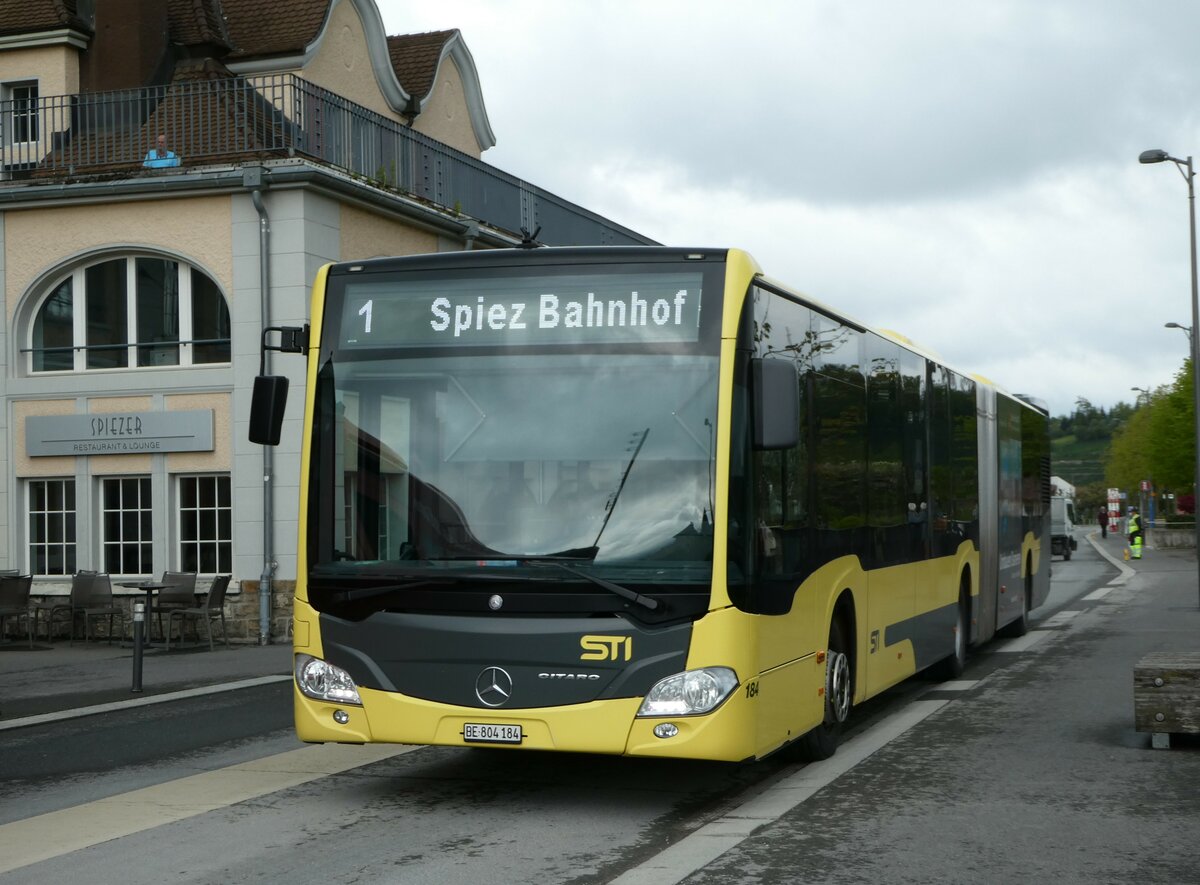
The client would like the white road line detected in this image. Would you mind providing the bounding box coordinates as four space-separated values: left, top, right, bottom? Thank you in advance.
0 675 292 732
1087 532 1135 585
0 742 415 874
609 699 949 885
993 630 1052 653
934 680 980 692
1039 610 1082 628
1083 587 1114 601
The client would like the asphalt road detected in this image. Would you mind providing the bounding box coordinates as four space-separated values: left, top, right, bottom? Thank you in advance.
2 533 1196 884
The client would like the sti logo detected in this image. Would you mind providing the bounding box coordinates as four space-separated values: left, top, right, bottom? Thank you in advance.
579 635 632 662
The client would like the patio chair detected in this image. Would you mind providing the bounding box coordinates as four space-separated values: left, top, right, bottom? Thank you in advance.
76 573 124 645
165 574 231 650
32 570 96 641
0 574 33 648
155 570 197 640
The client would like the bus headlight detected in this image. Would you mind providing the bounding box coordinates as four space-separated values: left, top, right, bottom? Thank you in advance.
636 667 738 717
295 654 362 706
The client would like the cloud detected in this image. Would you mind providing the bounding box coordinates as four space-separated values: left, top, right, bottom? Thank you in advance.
381 0 1200 416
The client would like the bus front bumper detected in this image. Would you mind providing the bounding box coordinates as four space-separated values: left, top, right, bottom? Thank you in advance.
294 683 761 762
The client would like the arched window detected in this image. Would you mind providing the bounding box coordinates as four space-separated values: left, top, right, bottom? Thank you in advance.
29 255 231 372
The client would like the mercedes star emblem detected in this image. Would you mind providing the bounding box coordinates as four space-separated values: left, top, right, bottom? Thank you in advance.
475 666 513 707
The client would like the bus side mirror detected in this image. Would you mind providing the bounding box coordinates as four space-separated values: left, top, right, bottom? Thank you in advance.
249 375 289 445
752 358 799 450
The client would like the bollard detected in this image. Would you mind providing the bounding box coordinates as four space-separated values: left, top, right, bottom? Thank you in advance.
131 602 144 693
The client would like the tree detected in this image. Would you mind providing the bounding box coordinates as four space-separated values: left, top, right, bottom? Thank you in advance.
1147 361 1195 491
1106 405 1153 493
1105 359 1196 515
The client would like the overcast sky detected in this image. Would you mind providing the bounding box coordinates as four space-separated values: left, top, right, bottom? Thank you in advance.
378 0 1200 418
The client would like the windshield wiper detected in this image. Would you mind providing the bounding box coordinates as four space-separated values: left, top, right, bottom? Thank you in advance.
330 570 544 603
591 427 649 550
532 561 660 611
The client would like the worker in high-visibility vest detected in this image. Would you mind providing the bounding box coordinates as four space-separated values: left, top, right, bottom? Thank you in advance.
1128 507 1144 559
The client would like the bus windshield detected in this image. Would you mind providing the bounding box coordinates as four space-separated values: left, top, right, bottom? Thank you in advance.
306 260 722 604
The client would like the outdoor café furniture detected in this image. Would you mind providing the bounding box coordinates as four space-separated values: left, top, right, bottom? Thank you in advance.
32 569 96 642
117 578 169 647
0 573 33 648
165 574 232 651
153 571 197 639
76 573 124 645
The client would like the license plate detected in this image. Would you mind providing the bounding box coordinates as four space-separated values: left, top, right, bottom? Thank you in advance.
463 722 523 744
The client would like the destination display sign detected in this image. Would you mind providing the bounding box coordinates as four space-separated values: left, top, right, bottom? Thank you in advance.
338 271 704 348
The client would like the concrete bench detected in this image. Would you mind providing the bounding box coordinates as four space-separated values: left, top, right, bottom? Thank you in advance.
1134 652 1200 748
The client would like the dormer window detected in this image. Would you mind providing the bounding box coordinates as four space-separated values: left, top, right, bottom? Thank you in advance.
28 254 231 373
3 81 39 144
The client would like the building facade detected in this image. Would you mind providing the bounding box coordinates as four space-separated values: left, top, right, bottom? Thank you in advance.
0 0 652 641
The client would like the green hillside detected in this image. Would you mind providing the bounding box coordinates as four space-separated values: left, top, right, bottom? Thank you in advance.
1051 434 1108 487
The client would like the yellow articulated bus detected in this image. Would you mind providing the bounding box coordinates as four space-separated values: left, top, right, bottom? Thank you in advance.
251 246 1050 763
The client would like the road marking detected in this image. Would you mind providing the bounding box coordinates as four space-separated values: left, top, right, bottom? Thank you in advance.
609 700 949 885
993 630 1052 653
0 675 292 732
1084 587 1114 601
0 742 415 874
1039 610 1082 628
1087 532 1135 585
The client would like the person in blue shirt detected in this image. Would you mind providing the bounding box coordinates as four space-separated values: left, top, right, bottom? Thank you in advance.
143 134 180 169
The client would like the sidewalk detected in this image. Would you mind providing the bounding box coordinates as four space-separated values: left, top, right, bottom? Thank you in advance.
679 541 1200 884
0 637 293 722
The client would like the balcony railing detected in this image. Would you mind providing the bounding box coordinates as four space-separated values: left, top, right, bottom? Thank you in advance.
0 74 652 246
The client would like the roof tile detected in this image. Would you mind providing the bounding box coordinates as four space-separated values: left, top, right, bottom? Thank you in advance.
0 0 93 39
387 30 455 103
219 0 331 58
166 0 231 50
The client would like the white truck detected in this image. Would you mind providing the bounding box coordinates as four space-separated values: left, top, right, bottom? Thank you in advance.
1051 495 1078 560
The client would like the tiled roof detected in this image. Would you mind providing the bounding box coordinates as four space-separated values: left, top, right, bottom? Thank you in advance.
166 0 231 50
387 30 456 102
219 0 331 58
0 0 93 38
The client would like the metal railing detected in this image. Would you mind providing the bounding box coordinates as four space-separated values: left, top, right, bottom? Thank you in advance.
0 74 652 246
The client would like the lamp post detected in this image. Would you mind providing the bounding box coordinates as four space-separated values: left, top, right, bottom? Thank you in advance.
1165 321 1193 344
1140 148 1200 602
1130 386 1154 521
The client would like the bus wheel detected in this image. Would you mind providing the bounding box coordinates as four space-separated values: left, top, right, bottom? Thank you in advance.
798 618 852 761
931 582 968 680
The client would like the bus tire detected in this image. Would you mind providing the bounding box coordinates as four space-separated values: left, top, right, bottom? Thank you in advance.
798 617 852 761
930 580 969 681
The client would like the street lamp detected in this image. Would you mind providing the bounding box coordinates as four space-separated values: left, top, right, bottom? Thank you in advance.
1140 148 1200 603
1165 321 1193 344
1130 387 1154 519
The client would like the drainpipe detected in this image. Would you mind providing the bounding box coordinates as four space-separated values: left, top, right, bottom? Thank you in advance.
248 171 275 645
462 220 479 251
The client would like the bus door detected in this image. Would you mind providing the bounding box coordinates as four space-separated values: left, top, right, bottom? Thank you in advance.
866 337 921 694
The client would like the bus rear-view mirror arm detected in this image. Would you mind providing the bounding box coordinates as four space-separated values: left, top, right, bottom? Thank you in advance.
249 325 309 446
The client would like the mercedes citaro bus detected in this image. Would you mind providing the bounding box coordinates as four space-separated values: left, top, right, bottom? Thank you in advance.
250 246 1049 763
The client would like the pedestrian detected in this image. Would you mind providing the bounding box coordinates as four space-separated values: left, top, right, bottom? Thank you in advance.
1098 505 1107 539
1128 506 1143 559
143 133 180 169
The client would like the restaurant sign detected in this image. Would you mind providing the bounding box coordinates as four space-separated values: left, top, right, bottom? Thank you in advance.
26 410 214 456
